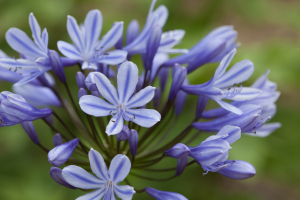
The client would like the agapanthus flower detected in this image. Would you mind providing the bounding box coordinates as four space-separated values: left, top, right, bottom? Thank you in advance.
58 9 127 70
0 13 76 86
202 69 281 137
0 91 52 126
163 25 238 73
62 149 135 200
123 0 187 56
182 49 261 115
79 61 161 135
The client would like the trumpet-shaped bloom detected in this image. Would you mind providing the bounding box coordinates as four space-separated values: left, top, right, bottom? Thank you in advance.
123 0 187 56
62 149 135 200
182 49 261 115
79 61 161 135
58 9 127 70
0 91 52 126
0 13 76 86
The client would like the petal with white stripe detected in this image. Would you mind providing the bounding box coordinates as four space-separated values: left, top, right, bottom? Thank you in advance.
114 184 136 200
79 95 116 117
57 41 82 60
62 165 105 189
94 72 119 105
125 108 161 128
109 154 131 183
77 188 106 200
6 28 47 58
97 50 127 65
117 61 138 104
106 113 124 136
126 86 155 108
84 10 103 53
89 148 109 181
97 22 123 52
67 15 85 53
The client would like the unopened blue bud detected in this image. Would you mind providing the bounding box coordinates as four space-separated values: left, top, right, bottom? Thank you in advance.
168 65 187 101
21 121 40 145
45 114 53 125
76 72 86 89
53 133 63 147
78 88 87 99
129 129 138 156
115 125 130 141
175 90 187 116
85 72 98 91
217 160 256 180
153 88 161 109
195 95 209 119
176 156 189 176
48 50 66 83
91 91 101 98
144 25 162 70
189 138 231 166
126 19 140 45
165 143 190 159
50 167 76 189
145 187 188 200
48 138 79 167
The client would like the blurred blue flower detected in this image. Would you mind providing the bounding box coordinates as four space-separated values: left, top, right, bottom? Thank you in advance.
62 149 135 200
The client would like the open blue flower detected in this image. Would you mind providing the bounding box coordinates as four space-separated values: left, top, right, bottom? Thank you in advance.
57 10 127 70
0 13 76 86
79 61 161 135
62 149 135 200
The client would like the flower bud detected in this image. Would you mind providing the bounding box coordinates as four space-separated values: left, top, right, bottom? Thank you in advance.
76 72 86 89
126 19 140 45
195 95 208 119
91 91 101 98
115 33 123 49
189 138 231 166
217 160 256 180
85 72 98 91
0 92 52 123
45 114 53 125
129 129 138 156
78 88 87 99
153 88 161 109
50 167 76 189
48 50 66 83
175 90 187 116
176 156 189 176
115 125 130 141
48 138 79 167
21 121 40 145
53 133 63 147
144 25 162 70
145 187 188 200
168 65 187 101
165 143 190 159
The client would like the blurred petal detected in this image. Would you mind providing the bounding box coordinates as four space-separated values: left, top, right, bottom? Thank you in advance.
50 167 76 189
97 50 127 65
145 187 188 200
98 22 123 52
84 10 103 53
57 41 82 60
216 125 241 145
67 15 85 53
77 188 106 200
6 28 47 58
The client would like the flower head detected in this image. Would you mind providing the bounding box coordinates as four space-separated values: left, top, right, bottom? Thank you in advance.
58 10 127 70
62 149 135 200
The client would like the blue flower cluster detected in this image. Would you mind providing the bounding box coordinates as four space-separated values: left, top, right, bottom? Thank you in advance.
0 0 281 199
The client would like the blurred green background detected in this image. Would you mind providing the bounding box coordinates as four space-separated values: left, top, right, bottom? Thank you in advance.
0 0 300 199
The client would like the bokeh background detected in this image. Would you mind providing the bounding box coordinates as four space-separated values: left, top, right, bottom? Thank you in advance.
0 0 300 199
